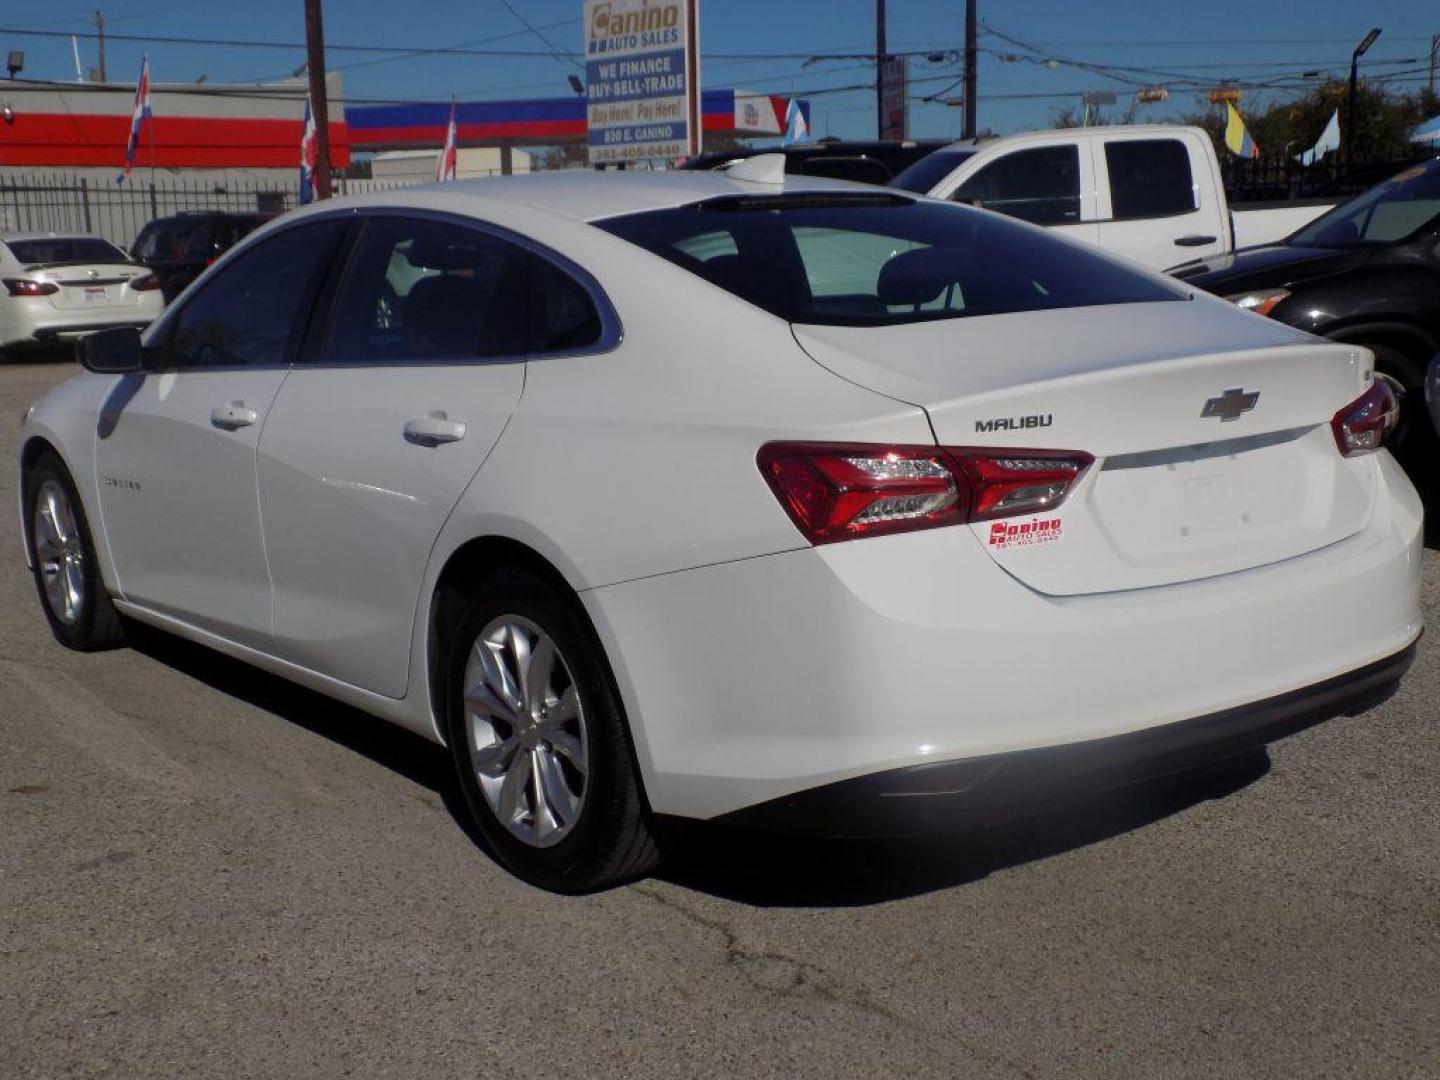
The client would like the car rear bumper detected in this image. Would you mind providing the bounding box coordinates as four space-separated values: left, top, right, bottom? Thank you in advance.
585 452 1423 824
2 297 162 347
715 641 1416 837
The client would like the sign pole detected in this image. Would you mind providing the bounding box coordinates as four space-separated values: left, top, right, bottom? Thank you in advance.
875 0 887 140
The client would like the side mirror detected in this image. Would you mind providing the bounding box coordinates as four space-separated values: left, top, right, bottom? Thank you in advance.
78 327 146 374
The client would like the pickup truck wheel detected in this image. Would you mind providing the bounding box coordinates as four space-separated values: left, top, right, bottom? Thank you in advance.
24 452 126 651
444 566 662 893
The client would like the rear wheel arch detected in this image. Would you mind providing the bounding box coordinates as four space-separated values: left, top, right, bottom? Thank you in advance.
1326 322 1438 388
427 536 612 744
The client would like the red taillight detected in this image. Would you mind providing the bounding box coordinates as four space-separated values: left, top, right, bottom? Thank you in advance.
1331 379 1400 458
4 278 59 297
757 442 1092 545
128 272 161 291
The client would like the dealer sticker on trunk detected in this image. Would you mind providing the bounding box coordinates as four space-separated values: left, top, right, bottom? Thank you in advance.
988 517 1063 550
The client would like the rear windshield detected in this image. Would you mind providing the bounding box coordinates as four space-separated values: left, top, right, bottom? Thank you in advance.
596 195 1182 327
889 150 976 193
5 237 128 266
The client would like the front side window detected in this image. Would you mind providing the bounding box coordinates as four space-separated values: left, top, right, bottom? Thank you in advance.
1105 139 1196 220
1292 159 1440 247
320 218 531 363
889 149 976 194
598 195 1181 327
952 145 1081 225
160 220 345 369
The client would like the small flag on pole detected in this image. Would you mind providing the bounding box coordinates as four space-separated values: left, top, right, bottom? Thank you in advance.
782 97 809 147
299 96 318 205
437 97 458 182
1296 109 1340 166
1224 102 1259 160
116 55 152 185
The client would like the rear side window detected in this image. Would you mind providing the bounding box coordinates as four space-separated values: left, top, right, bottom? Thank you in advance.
532 257 602 353
598 196 1181 327
1105 139 1197 220
952 146 1080 225
160 220 346 369
5 237 127 265
321 217 531 363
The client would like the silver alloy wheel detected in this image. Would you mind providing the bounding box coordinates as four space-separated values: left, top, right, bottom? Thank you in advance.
463 615 589 849
32 479 85 626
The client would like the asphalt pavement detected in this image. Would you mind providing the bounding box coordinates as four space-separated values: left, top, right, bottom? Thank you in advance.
1 358 1437 1079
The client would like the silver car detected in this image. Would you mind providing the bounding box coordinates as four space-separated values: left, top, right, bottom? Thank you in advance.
0 232 164 352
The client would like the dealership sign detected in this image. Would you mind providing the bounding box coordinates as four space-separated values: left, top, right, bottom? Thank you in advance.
880 56 908 141
584 0 701 163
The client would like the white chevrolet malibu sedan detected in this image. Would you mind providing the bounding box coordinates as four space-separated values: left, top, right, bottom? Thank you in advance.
18 165 1423 891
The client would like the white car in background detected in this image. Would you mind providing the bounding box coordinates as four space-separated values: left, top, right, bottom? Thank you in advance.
0 232 164 352
17 166 1422 892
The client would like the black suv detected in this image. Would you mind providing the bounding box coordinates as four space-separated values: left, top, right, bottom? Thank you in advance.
1174 158 1440 479
130 211 273 302
680 140 950 186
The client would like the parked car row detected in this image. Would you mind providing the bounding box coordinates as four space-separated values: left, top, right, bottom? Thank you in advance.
17 159 1424 892
1 211 272 356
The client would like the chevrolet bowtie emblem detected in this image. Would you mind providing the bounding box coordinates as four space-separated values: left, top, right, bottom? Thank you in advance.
1201 388 1259 422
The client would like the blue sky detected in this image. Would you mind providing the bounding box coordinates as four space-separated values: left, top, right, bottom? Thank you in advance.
4 0 1436 139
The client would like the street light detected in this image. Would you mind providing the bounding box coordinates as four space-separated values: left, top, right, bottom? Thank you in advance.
1347 27 1381 166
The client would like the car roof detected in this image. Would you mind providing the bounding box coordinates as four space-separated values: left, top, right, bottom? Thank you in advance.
0 231 115 243
294 168 873 225
933 124 1206 153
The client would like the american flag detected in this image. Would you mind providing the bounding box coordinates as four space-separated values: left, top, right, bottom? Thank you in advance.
299 96 318 204
116 55 152 185
437 98 458 182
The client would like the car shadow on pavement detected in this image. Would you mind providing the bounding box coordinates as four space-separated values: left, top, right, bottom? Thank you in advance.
122 621 493 853
126 619 1274 907
656 754 1272 908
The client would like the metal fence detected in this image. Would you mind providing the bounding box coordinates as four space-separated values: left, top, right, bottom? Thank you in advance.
0 173 419 248
1223 154 1433 205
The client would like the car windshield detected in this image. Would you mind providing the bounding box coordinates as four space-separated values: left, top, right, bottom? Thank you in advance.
889 150 977 193
1290 159 1440 248
5 237 128 266
596 194 1182 328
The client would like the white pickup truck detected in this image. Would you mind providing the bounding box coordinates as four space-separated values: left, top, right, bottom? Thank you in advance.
890 125 1335 272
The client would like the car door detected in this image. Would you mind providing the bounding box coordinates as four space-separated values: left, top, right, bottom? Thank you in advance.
947 142 1100 250
1095 133 1228 270
94 218 347 647
256 213 605 698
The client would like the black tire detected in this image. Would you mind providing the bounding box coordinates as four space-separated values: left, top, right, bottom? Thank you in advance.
444 566 662 892
23 451 126 651
1363 342 1437 477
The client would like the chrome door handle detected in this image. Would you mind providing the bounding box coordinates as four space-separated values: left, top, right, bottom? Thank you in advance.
1173 234 1218 247
211 402 259 430
404 413 467 447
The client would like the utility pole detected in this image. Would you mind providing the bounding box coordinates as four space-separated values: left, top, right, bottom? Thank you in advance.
89 10 106 82
1429 34 1438 97
875 0 887 140
304 0 333 199
963 0 977 139
1346 27 1381 168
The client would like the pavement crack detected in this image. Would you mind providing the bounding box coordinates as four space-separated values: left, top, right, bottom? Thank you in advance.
631 885 1036 1079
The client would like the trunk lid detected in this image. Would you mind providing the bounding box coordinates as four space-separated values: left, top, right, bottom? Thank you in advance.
794 301 1376 596
33 264 149 311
